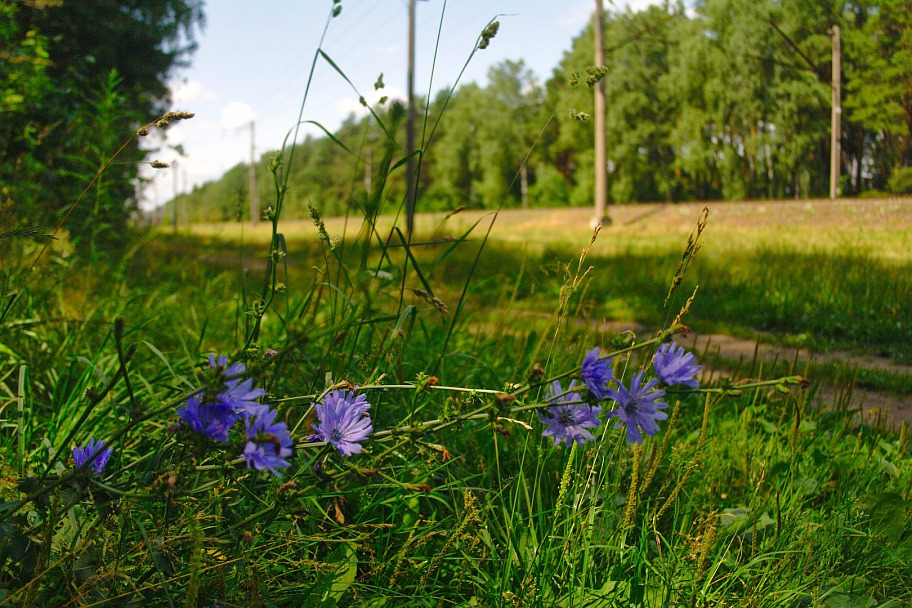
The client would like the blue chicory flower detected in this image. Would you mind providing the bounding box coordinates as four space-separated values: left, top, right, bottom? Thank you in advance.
653 342 701 388
72 438 112 474
177 355 267 442
242 408 294 477
581 347 614 401
604 371 669 444
539 379 602 447
208 354 268 418
311 389 373 456
177 394 239 442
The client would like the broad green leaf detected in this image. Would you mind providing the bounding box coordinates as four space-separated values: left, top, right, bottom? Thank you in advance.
329 543 358 601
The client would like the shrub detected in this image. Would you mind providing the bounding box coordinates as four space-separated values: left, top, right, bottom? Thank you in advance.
887 166 912 194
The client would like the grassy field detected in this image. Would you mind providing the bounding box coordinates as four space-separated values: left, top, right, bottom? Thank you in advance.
182 197 912 367
2 198 911 606
185 198 912 258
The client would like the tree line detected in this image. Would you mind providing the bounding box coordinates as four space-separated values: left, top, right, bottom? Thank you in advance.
3 1 910 249
173 0 912 225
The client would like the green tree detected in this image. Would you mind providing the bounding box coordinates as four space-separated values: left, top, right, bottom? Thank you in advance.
1 0 204 257
685 0 832 199
485 59 544 208
429 61 544 209
428 83 485 208
843 0 912 189
0 0 53 230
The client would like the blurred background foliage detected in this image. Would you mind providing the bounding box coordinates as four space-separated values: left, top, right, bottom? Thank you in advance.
0 0 204 258
168 0 912 224
3 0 912 249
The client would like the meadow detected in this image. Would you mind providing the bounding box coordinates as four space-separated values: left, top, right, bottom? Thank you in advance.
2 1 912 604
1 193 911 607
186 197 912 381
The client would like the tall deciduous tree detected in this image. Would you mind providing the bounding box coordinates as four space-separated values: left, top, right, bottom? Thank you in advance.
843 0 912 188
1 0 203 257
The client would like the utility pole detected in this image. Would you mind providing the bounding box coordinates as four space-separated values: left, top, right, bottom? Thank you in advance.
364 146 372 195
249 119 260 224
405 0 427 236
593 0 609 227
172 158 179 232
767 19 842 199
830 24 841 200
183 165 189 225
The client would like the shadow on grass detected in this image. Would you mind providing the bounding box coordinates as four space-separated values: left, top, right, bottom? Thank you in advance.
136 231 912 365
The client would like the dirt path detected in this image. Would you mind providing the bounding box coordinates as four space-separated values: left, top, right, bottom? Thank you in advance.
611 321 912 432
682 330 912 431
480 309 912 430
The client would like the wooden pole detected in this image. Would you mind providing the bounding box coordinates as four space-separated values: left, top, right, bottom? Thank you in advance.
830 24 841 200
182 165 189 224
593 0 608 226
172 158 178 231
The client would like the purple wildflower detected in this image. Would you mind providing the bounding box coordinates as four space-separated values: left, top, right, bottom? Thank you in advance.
539 380 602 447
581 347 614 401
177 394 239 442
311 389 373 456
72 439 112 474
242 408 294 477
604 372 669 444
209 354 267 418
653 343 701 388
177 355 268 442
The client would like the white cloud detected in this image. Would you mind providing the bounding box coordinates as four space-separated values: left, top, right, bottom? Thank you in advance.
170 79 217 104
334 86 406 121
220 101 257 130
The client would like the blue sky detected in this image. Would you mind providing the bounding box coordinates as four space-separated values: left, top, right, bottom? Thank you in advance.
142 0 663 208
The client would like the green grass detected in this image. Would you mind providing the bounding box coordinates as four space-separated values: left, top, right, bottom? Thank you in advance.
1 211 911 606
2 5 911 602
160 206 912 372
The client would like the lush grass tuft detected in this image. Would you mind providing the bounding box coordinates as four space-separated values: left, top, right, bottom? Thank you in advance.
1 208 911 606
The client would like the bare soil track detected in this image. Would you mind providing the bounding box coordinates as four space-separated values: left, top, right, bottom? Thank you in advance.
589 319 912 433
686 330 912 432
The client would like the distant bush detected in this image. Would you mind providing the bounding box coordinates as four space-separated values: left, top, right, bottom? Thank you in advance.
529 163 570 207
888 166 912 194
